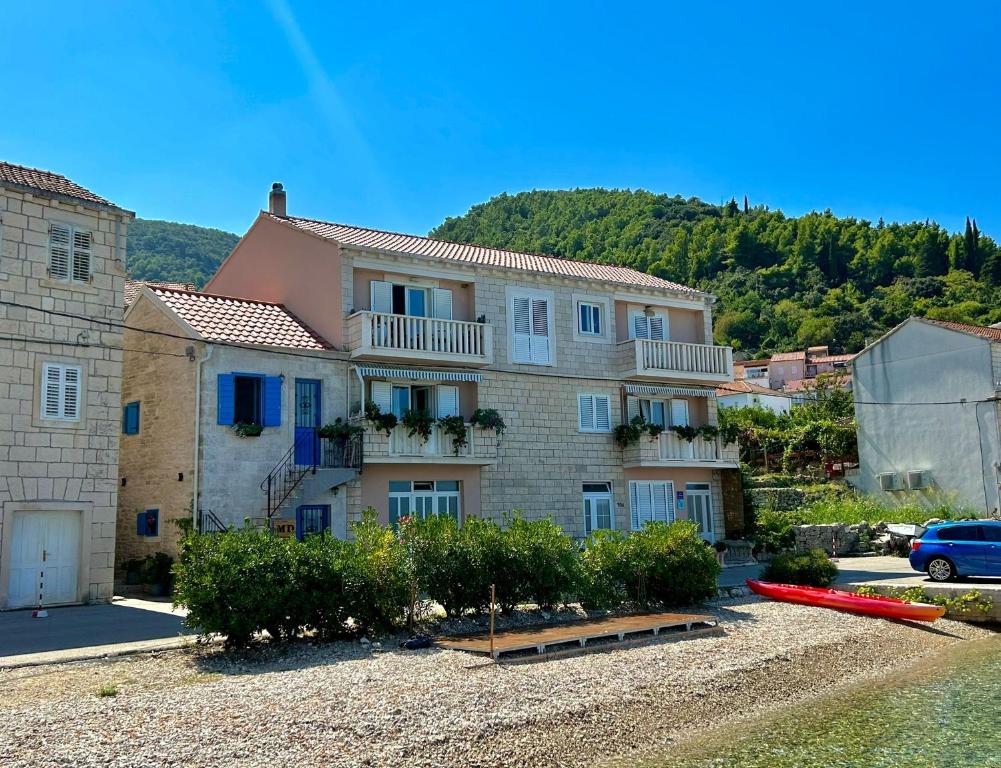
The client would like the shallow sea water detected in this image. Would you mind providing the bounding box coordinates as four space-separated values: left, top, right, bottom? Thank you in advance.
657 633 1001 768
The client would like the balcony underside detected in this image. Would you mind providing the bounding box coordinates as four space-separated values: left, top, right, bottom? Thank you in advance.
623 458 739 469
623 368 734 384
350 345 491 367
363 455 497 465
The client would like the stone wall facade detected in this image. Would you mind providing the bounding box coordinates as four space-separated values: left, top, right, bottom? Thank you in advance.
0 183 130 608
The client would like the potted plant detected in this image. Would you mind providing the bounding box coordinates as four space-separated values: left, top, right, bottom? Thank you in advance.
144 552 174 597
670 424 700 442
318 418 364 442
232 422 263 438
402 408 434 443
646 422 665 441
123 558 144 586
365 400 398 436
470 408 506 436
437 415 469 455
614 416 646 448
713 539 728 566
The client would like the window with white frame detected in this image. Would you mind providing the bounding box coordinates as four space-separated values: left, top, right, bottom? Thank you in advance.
370 279 452 319
578 301 602 336
583 482 613 534
40 362 82 421
509 289 553 365
630 310 667 341
49 222 92 283
369 381 459 419
625 396 689 428
389 480 460 525
578 393 611 432
629 480 675 529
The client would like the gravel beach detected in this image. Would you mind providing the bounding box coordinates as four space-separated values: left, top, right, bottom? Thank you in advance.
0 597 993 768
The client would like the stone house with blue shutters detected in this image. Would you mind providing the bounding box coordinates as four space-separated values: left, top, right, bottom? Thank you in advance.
118 183 744 565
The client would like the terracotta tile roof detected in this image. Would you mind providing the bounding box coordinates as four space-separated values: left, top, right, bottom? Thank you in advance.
270 213 702 295
149 287 331 350
733 358 770 368
783 372 850 392
0 160 120 208
771 350 807 362
125 279 197 307
923 318 1001 342
716 381 790 397
809 353 856 364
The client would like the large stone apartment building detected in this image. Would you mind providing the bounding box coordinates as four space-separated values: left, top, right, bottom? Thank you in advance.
118 184 740 564
0 162 132 609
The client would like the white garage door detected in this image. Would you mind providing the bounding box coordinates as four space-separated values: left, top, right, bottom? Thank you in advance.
8 511 81 608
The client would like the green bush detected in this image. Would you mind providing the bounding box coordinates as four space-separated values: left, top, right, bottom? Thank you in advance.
341 511 411 633
752 506 802 554
795 496 971 526
173 526 298 647
580 522 720 609
405 514 488 616
503 514 582 610
762 549 839 587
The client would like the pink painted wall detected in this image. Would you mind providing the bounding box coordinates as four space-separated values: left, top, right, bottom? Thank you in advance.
359 464 482 524
614 302 706 343
204 214 344 348
622 467 713 522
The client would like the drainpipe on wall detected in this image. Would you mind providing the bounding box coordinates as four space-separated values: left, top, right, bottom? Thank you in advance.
192 343 214 529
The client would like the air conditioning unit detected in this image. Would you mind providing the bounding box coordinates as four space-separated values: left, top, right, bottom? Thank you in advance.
907 470 930 490
877 472 901 492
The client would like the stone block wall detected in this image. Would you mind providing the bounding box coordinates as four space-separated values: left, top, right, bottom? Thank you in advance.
0 185 129 607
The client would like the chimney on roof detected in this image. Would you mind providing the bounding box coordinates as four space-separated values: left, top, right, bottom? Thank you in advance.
269 182 287 217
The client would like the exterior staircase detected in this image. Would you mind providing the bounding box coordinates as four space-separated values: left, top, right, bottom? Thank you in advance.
261 430 362 523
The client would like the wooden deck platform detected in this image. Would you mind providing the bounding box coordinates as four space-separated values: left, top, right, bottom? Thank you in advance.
436 611 720 660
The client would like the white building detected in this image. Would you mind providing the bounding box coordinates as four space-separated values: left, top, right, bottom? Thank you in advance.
715 381 792 416
852 317 1001 514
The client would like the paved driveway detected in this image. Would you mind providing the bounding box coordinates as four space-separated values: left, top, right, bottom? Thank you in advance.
721 554 942 589
0 598 192 666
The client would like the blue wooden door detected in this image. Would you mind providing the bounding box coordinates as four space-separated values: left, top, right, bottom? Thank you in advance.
294 379 322 465
296 505 330 540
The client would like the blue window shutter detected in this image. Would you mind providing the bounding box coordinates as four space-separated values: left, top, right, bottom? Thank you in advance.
217 374 235 425
136 511 144 535
263 376 282 427
123 402 140 435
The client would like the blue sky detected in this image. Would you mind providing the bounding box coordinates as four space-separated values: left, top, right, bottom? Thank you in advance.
2 1 999 238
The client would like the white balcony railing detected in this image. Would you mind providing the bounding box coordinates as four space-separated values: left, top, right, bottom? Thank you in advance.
349 311 493 364
639 339 732 377
390 423 471 458
360 422 499 463
658 432 719 461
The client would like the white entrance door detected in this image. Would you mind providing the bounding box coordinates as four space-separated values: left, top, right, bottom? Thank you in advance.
8 511 81 608
583 483 613 535
686 484 714 543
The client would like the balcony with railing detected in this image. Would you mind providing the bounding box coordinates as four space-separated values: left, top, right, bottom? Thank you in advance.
347 311 494 366
622 429 739 468
619 338 733 383
362 421 499 464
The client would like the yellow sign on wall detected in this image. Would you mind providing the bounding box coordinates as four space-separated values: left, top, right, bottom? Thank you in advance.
274 520 296 539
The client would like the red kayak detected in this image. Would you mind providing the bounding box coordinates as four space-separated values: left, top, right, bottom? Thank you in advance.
746 579 946 622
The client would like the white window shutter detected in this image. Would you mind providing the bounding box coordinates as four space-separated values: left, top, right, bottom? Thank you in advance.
62 367 80 419
650 313 667 341
49 223 71 280
671 399 690 427
72 230 92 282
370 381 392 414
594 395 611 431
578 394 594 431
652 482 669 523
370 280 393 314
42 364 62 418
630 482 640 529
431 288 453 320
631 313 649 340
530 297 551 364
625 396 640 422
436 385 459 418
664 482 676 523
511 296 532 363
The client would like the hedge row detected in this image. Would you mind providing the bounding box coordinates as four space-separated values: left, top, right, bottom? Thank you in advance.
173 510 720 647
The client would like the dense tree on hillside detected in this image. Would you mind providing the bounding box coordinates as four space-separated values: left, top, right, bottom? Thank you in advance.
431 189 1001 355
126 219 240 287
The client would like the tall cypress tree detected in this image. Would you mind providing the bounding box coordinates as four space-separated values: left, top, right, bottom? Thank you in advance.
964 216 978 272
743 195 749 214
972 219 981 273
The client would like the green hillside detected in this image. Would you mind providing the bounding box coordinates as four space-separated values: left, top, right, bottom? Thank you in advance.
431 189 1001 355
126 218 240 287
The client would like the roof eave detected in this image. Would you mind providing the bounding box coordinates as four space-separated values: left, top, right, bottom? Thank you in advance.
0 180 134 217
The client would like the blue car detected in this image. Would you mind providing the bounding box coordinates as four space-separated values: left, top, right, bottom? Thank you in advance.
909 520 1001 581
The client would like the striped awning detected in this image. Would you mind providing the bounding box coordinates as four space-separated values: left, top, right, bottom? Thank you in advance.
624 384 717 398
355 366 483 383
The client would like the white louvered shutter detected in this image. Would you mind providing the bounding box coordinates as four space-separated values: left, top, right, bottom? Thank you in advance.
41 364 63 418
62 366 81 419
431 288 453 320
625 396 640 422
436 385 459 418
631 313 649 340
72 230 92 282
650 313 667 341
652 482 670 523
49 223 71 280
578 394 595 431
511 296 532 363
670 399 690 427
631 482 653 529
530 297 551 364
370 381 392 414
370 281 393 313
594 395 611 431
